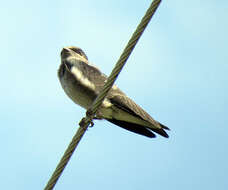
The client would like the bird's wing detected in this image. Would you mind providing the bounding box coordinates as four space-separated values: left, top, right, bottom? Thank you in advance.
75 59 126 94
64 57 107 93
109 94 169 137
65 57 169 137
77 60 108 92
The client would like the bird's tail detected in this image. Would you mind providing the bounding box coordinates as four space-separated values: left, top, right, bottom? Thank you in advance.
107 119 169 138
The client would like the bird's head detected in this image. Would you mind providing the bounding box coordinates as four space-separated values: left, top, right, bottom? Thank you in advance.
58 46 89 78
60 46 88 61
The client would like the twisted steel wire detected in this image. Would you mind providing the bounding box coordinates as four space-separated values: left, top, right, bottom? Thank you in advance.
44 0 162 189
91 0 162 113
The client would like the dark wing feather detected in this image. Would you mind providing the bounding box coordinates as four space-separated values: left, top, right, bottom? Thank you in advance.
107 119 156 138
109 95 169 138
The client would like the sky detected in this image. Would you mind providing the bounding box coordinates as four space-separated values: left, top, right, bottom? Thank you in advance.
1 0 228 189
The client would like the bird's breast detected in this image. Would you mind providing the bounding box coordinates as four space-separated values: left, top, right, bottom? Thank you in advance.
59 67 96 109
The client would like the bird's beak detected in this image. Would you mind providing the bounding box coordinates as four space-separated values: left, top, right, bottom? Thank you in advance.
61 47 71 59
62 47 69 52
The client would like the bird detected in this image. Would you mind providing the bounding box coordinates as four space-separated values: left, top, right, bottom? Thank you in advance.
58 46 169 138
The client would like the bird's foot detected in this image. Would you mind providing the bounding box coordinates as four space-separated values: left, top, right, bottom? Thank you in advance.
78 108 97 128
85 108 95 127
79 117 88 130
89 121 94 128
79 118 94 130
86 108 94 118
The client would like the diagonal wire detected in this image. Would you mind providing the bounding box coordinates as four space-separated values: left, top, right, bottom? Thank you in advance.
44 0 162 190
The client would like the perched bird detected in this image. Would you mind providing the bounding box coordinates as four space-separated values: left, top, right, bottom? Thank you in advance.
58 46 169 138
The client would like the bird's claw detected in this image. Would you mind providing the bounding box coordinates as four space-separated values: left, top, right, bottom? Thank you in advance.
79 117 87 130
86 108 94 118
79 117 94 130
89 121 94 128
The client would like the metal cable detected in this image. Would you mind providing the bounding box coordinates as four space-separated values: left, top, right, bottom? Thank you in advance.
91 0 162 113
44 0 162 189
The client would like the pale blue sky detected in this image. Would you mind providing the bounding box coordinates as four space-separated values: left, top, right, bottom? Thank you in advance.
1 0 227 189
